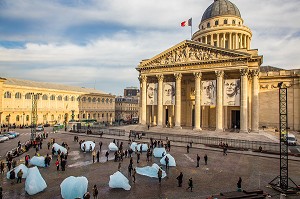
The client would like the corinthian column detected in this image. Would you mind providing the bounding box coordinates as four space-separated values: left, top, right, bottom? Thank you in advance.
156 74 164 127
193 72 202 130
215 70 224 131
174 73 182 129
240 69 249 133
251 69 260 132
141 75 147 125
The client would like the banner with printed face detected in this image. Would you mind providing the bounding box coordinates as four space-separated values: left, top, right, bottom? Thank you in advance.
223 79 240 106
201 80 216 106
163 82 175 105
147 83 158 105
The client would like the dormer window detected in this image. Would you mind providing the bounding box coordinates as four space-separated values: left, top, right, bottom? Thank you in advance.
207 22 210 28
232 20 236 25
215 20 219 26
224 19 228 24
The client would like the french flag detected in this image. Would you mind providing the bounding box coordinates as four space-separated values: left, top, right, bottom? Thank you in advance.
181 18 192 27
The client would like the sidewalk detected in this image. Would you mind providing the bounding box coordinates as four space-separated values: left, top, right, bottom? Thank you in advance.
62 126 300 162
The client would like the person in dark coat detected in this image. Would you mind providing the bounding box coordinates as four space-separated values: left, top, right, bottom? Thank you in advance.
176 172 183 187
196 154 200 167
204 154 208 165
237 177 242 191
96 150 100 162
186 178 193 192
9 169 16 185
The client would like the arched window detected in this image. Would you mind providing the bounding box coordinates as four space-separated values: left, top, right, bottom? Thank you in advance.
57 95 62 101
42 94 48 100
25 93 31 99
83 114 86 118
106 98 109 103
97 98 100 102
26 115 30 121
50 95 55 100
77 97 80 102
71 96 75 101
64 96 69 101
98 113 100 118
215 20 218 25
110 113 112 117
15 92 22 99
93 113 96 118
88 97 91 102
34 95 40 100
238 21 241 25
207 22 210 28
232 20 236 25
201 25 204 29
16 115 20 121
102 98 105 103
92 97 96 102
110 99 113 103
51 114 54 120
102 113 104 117
82 97 86 102
224 19 228 24
4 91 11 98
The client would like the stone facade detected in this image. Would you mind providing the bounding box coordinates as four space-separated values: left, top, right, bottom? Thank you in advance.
0 78 115 127
115 96 139 123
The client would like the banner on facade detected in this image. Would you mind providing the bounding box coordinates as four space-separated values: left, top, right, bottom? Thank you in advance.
163 82 175 105
147 83 158 105
201 80 216 106
223 79 240 106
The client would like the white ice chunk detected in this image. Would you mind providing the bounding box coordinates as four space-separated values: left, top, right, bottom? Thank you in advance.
29 156 45 167
160 154 176 167
53 143 68 154
60 176 88 199
108 142 118 151
136 163 166 178
80 141 96 152
153 147 166 157
130 142 148 152
109 171 131 191
25 167 47 195
6 164 29 179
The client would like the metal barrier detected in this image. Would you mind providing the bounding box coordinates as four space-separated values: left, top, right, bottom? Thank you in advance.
130 130 280 153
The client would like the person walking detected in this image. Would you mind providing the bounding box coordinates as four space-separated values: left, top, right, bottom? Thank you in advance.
9 169 15 185
92 184 98 199
0 161 4 174
136 151 140 163
157 167 163 185
96 150 100 163
186 145 190 153
204 154 208 165
16 169 23 183
92 150 96 163
237 177 242 192
165 155 169 170
118 162 121 171
55 159 60 171
196 154 200 167
132 168 136 183
105 151 109 162
99 141 102 151
186 178 193 192
128 163 133 177
176 172 183 187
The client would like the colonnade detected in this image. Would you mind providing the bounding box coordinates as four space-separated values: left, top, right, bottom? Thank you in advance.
140 68 260 133
199 32 250 50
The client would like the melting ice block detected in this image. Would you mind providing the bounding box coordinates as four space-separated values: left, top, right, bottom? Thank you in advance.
6 164 29 179
108 142 118 151
130 142 148 152
53 143 68 155
29 156 45 167
60 176 88 199
80 141 96 152
153 148 166 157
109 171 131 190
136 163 166 178
160 154 176 167
25 167 47 195
130 142 138 151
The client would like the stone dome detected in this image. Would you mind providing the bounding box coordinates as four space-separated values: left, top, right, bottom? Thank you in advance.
201 0 241 22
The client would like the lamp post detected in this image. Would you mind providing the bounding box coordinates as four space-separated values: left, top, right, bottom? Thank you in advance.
7 114 11 132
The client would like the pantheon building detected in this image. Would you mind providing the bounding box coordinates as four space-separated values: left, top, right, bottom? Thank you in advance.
137 0 300 132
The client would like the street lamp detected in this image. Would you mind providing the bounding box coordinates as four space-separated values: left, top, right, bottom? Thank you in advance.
7 114 11 132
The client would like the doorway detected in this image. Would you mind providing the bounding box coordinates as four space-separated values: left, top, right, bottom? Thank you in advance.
165 107 169 127
231 110 240 129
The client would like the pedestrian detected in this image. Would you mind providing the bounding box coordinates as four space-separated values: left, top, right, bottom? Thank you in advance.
25 155 30 167
176 172 183 187
7 161 11 171
187 145 190 153
165 155 169 170
132 168 136 183
196 154 200 167
61 158 66 171
96 150 100 162
0 161 4 174
186 178 193 192
237 177 242 192
89 144 92 152
204 154 208 165
92 184 98 199
55 159 60 171
118 162 121 171
83 191 91 199
17 169 23 183
92 150 96 163
105 151 109 161
128 163 133 176
0 185 2 199
136 151 140 163
47 142 51 150
158 167 163 184
99 141 102 151
223 146 227 155
83 144 86 152
9 169 15 185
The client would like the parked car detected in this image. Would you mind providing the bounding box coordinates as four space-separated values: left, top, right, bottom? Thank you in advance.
0 135 9 142
8 131 20 137
44 124 50 127
2 133 15 139
36 125 44 132
286 134 297 146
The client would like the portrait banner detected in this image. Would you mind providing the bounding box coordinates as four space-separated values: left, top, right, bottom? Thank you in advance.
223 79 240 106
147 83 157 105
201 80 216 106
163 82 175 105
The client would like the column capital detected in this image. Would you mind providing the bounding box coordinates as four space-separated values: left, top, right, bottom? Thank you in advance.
240 68 249 76
193 72 202 79
156 74 164 81
174 73 182 80
140 75 147 82
251 69 260 77
215 70 224 78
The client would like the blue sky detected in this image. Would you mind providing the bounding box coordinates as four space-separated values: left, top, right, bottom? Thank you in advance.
0 0 299 95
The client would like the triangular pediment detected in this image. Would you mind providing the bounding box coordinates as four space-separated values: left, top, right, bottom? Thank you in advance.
138 40 251 69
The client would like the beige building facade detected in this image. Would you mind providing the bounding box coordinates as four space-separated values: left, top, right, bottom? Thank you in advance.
115 96 139 123
137 0 300 132
0 77 115 127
